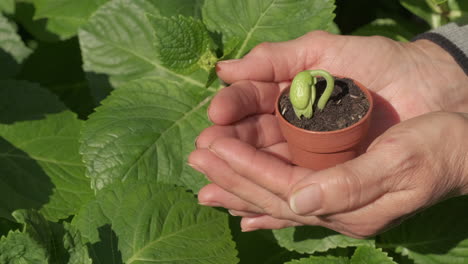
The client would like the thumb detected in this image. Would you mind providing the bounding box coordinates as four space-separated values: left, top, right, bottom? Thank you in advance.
216 31 334 84
288 147 395 216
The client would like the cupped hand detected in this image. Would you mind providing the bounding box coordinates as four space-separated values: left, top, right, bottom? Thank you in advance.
188 31 468 237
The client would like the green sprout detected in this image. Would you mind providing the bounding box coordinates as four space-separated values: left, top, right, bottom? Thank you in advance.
289 69 335 119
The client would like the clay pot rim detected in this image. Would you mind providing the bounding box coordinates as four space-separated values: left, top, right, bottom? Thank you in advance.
275 76 374 135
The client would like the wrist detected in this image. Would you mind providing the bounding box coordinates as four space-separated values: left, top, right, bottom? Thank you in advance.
411 39 456 64
457 113 468 195
407 40 468 113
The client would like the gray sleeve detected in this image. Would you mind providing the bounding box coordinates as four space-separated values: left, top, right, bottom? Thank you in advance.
412 23 468 75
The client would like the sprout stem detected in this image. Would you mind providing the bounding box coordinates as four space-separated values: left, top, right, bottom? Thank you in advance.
307 70 335 110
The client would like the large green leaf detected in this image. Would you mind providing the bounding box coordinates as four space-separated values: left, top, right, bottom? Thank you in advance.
72 181 238 264
352 18 414 42
400 0 442 28
33 0 109 40
379 196 468 264
0 80 64 124
202 0 336 59
0 230 48 263
350 246 396 264
14 0 61 42
229 217 306 264
148 15 217 74
273 226 374 254
79 0 206 88
0 14 32 79
0 0 14 14
0 81 93 221
284 246 396 264
285 256 349 264
148 0 204 18
80 77 212 192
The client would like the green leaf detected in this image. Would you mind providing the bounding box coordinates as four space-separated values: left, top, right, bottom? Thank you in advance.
205 37 241 87
0 81 93 221
12 209 92 264
148 15 217 74
379 196 468 264
350 246 396 264
431 0 448 4
72 181 238 264
80 77 212 192
79 0 206 88
0 0 14 14
0 14 32 79
400 0 443 28
352 18 414 42
202 0 336 59
327 22 341 34
148 0 204 19
229 217 305 264
0 230 48 263
285 256 349 264
33 0 109 40
63 223 93 264
273 226 374 254
0 80 65 123
14 0 61 42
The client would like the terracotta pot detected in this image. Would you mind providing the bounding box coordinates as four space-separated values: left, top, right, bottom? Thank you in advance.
275 78 373 170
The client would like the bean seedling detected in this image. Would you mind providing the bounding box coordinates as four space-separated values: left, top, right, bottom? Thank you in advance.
290 69 335 119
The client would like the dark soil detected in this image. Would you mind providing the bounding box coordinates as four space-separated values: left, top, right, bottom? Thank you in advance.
279 77 369 132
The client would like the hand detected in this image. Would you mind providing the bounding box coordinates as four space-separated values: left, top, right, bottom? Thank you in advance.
190 112 468 238
189 31 468 237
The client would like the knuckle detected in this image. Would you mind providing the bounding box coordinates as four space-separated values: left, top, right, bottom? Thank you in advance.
249 42 274 57
327 164 363 212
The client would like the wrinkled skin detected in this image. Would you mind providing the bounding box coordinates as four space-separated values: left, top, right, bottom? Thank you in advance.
188 31 468 238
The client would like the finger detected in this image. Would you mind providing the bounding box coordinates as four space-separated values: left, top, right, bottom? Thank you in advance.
240 215 302 232
189 149 292 217
208 81 280 125
198 183 264 214
287 147 396 217
216 31 335 84
321 190 421 238
196 114 284 149
261 142 291 162
208 137 310 200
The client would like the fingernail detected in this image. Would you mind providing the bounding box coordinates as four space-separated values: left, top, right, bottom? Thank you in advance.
228 210 237 216
216 59 241 72
241 227 258 232
199 201 222 207
187 162 206 174
207 105 213 123
218 59 241 65
289 184 322 215
207 144 220 157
